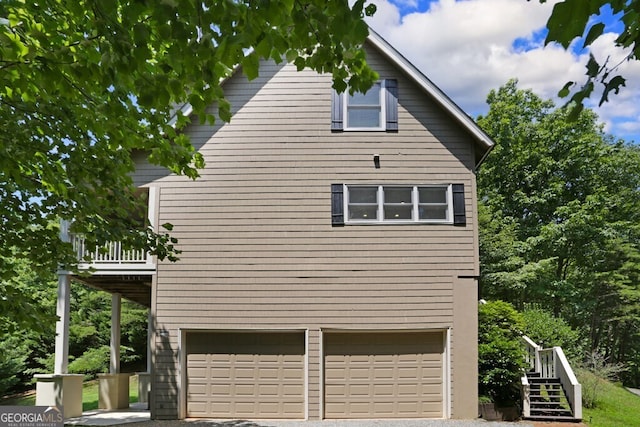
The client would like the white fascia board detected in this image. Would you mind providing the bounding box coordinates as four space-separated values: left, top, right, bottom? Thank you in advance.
167 102 194 128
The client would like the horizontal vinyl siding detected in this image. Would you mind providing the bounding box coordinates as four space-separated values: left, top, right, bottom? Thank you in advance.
146 46 479 418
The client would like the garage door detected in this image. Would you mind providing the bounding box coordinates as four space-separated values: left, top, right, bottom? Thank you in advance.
186 331 305 418
324 331 444 419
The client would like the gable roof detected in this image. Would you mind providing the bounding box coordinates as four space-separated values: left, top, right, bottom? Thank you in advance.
365 28 494 167
169 28 494 167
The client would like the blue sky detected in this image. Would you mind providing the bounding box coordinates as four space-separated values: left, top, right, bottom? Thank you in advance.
365 0 640 143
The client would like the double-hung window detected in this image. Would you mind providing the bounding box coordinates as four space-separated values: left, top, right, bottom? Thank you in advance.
345 82 384 130
331 79 398 131
331 183 466 226
347 185 452 223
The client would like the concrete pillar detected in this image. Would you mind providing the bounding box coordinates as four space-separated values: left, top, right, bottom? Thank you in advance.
110 293 121 374
98 373 131 410
35 374 83 418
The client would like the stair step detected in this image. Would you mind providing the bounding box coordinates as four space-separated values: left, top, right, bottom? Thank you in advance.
531 401 568 407
531 408 573 414
531 384 563 389
525 371 579 422
530 412 574 418
531 403 571 408
530 393 564 398
529 377 562 383
531 407 571 412
531 396 566 400
525 415 580 422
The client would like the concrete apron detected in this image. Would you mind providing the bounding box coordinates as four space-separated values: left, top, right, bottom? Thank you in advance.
65 402 150 426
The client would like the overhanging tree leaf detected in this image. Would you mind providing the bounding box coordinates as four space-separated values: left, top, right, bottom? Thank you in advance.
542 0 640 111
600 74 626 105
0 0 378 331
584 22 605 48
544 0 599 48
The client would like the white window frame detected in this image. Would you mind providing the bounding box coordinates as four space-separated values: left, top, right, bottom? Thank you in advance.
344 184 453 224
344 81 387 131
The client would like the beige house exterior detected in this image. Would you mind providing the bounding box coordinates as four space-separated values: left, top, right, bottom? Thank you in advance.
133 30 494 421
46 30 493 421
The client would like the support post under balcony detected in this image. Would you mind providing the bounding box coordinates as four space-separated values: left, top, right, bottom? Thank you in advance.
54 273 71 374
136 311 153 408
99 293 131 410
110 294 121 374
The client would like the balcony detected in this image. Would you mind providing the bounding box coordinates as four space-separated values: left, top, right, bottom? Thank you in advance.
62 188 158 307
67 234 155 307
72 235 155 273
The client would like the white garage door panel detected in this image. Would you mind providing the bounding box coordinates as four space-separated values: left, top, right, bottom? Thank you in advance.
186 332 305 419
324 332 444 419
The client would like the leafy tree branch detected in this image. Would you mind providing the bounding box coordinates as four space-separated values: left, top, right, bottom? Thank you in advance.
0 0 378 330
540 0 639 117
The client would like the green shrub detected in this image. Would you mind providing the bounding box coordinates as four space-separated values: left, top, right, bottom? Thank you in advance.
522 307 584 361
68 346 110 378
478 300 527 405
68 345 141 379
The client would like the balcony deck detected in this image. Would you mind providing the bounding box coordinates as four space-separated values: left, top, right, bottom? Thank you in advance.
69 236 155 307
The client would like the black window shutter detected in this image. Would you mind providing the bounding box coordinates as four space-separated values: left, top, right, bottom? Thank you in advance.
452 184 466 226
331 89 343 131
331 184 345 226
385 79 398 131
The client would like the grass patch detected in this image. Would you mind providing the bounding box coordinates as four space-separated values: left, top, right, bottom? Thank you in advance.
82 375 138 411
1 391 36 406
582 378 640 426
1 375 139 412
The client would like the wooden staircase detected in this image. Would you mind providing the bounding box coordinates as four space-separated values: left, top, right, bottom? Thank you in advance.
521 336 582 423
526 372 578 421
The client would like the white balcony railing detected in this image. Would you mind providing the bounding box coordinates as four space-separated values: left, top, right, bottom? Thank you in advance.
71 234 155 271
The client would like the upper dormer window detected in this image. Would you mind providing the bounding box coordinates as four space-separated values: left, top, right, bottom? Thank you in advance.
346 82 383 130
331 79 398 132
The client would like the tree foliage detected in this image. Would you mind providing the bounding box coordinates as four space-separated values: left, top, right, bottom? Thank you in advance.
0 0 378 330
0 335 31 396
541 0 640 118
477 80 640 385
522 307 585 361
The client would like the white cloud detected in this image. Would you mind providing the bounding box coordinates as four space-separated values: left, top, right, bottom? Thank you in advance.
366 0 640 142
